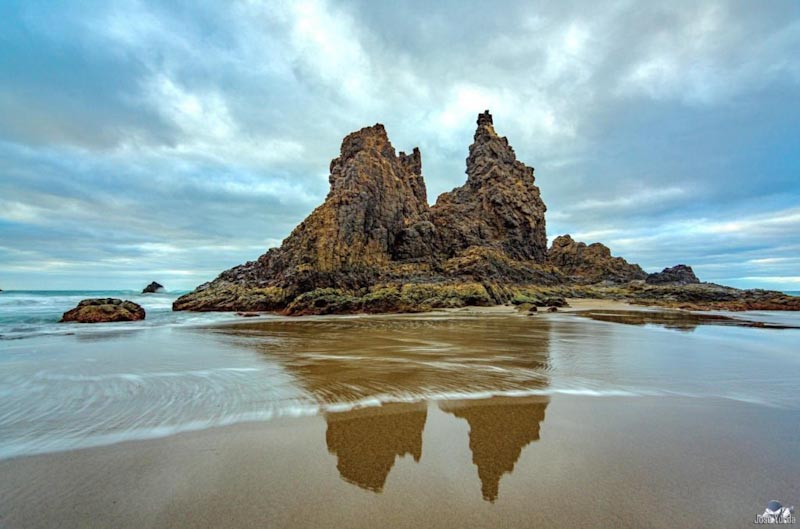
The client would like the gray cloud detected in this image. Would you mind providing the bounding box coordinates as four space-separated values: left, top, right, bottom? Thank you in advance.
1 0 799 289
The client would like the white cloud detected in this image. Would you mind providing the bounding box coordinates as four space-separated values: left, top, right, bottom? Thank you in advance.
617 4 800 104
138 74 306 168
285 0 375 101
738 276 800 285
695 208 800 236
571 187 685 212
2 1 799 289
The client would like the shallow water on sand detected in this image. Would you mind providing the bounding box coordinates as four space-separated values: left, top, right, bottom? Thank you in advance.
1 310 798 459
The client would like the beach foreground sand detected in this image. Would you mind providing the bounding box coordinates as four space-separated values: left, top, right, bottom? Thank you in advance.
2 394 798 529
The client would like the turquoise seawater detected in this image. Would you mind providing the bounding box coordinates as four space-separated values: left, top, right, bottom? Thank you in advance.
0 290 242 340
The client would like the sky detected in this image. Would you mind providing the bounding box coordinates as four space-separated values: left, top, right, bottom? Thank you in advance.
1 0 799 291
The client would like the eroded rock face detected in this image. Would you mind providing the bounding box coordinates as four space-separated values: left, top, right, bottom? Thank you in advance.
200 125 431 298
142 281 164 293
60 298 145 323
431 111 548 262
547 234 646 283
646 265 700 285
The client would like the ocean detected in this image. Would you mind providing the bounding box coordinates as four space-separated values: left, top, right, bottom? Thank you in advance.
0 290 246 340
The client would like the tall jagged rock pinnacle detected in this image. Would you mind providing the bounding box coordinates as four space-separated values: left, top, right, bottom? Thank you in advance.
274 124 430 273
431 111 548 262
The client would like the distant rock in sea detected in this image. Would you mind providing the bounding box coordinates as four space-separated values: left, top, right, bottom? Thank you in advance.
646 265 700 285
173 111 800 314
142 281 164 294
60 298 146 323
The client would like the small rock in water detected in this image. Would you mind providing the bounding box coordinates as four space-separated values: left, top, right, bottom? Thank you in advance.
60 298 145 323
142 281 165 293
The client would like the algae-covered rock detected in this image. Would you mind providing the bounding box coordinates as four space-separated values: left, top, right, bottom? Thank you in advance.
60 298 145 323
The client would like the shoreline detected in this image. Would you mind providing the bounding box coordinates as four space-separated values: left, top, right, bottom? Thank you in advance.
176 298 646 329
207 297 798 331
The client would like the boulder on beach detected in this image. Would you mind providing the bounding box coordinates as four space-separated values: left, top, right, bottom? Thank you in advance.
60 298 146 323
142 281 164 294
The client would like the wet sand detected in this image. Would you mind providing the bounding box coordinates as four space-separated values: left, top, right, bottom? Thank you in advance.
2 309 799 528
2 394 798 529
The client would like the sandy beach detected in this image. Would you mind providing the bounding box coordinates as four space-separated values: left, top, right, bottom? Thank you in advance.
2 305 799 528
2 394 798 529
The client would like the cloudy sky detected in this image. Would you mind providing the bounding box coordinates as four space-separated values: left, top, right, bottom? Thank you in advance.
1 0 799 291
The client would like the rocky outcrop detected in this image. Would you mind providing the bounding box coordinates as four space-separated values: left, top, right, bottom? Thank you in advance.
175 123 433 310
431 111 547 262
532 282 800 311
174 112 554 313
646 265 700 285
547 235 646 283
173 111 798 314
142 281 164 293
60 298 145 323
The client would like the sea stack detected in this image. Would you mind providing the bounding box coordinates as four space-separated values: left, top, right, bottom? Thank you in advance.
142 281 165 293
173 111 556 314
431 110 547 262
173 111 800 314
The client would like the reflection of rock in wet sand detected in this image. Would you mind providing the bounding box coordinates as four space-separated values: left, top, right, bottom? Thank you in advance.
218 317 552 496
325 403 427 492
216 317 552 403
441 397 548 502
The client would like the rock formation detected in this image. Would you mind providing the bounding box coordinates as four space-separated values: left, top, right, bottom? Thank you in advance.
174 111 557 313
431 111 547 262
60 298 145 323
173 111 800 314
646 265 700 285
142 281 164 293
547 234 646 283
